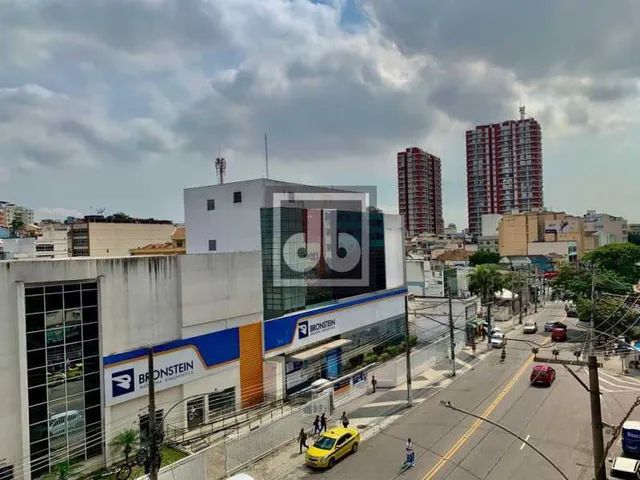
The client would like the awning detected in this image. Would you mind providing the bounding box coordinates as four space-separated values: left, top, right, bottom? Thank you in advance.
288 338 352 362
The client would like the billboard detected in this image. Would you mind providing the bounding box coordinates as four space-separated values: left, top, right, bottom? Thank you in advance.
545 218 579 235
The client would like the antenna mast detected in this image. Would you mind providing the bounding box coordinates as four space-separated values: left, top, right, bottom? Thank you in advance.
519 105 526 120
215 155 226 185
264 133 269 179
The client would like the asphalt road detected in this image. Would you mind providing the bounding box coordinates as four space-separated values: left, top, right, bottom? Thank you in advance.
302 302 640 480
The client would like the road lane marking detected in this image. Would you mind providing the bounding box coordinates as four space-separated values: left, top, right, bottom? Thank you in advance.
520 434 530 450
599 370 640 387
421 353 535 480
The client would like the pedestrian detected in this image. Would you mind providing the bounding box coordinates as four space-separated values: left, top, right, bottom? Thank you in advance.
298 428 308 454
341 412 349 428
320 413 327 433
371 375 377 394
313 415 320 435
405 438 415 467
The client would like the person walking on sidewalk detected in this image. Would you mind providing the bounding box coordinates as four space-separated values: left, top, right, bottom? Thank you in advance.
341 412 349 428
298 428 308 454
320 413 327 433
371 375 377 394
405 438 415 467
313 415 320 435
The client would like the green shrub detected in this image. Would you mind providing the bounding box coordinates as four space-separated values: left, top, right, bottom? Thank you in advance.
379 352 391 362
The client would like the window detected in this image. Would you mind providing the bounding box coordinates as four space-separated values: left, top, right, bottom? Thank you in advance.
207 199 215 211
208 387 235 417
208 240 217 252
25 281 102 474
233 191 242 203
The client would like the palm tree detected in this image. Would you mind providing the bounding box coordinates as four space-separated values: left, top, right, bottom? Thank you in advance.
469 264 506 340
110 428 140 464
42 462 76 480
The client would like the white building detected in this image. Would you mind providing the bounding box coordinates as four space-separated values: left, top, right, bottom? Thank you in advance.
584 211 628 246
0 179 406 479
477 213 502 253
0 201 35 227
35 222 68 258
184 179 365 254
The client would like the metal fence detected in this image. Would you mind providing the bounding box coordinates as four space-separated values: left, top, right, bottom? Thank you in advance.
373 330 467 387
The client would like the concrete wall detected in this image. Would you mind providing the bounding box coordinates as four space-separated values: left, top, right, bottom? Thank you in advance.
87 223 175 257
184 181 266 254
0 237 36 259
481 214 502 237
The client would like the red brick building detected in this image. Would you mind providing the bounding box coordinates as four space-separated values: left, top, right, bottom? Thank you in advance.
397 147 444 238
466 108 543 237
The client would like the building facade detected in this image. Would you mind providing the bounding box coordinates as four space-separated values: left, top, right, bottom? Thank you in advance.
0 182 406 478
0 202 35 227
68 217 175 257
184 179 365 254
466 108 543 237
35 222 69 259
499 210 596 260
584 211 628 246
397 147 444 238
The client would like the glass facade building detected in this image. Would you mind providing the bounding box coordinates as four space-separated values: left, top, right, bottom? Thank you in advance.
25 282 102 478
260 208 387 320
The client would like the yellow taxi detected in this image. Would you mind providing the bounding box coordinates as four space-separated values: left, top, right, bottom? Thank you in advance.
305 427 360 469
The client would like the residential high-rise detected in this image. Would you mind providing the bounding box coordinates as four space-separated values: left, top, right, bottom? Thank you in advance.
397 147 444 238
466 107 543 237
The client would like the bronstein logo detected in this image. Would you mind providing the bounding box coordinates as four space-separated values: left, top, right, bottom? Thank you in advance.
112 368 135 397
298 321 309 339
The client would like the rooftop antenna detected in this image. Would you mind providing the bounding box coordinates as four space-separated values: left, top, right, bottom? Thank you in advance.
215 146 226 184
519 105 526 120
264 133 269 179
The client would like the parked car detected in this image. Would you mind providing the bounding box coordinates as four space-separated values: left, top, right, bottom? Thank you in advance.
49 410 84 439
566 305 578 318
490 327 502 336
523 321 538 334
610 456 640 479
490 332 506 349
305 427 360 469
544 321 567 332
530 365 556 386
551 327 567 342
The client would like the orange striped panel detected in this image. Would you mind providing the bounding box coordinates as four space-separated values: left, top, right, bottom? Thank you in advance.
239 322 264 407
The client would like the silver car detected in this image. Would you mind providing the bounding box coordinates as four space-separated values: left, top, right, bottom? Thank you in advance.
490 332 506 348
523 322 538 334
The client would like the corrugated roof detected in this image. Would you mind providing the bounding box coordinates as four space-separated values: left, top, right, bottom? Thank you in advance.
435 250 472 261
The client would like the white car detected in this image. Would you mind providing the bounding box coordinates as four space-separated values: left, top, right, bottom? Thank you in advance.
490 327 502 336
490 333 506 349
523 322 538 334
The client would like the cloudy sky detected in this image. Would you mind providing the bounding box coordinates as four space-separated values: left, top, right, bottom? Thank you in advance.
1 0 639 227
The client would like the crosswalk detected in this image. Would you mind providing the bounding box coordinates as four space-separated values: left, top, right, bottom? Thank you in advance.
578 368 640 394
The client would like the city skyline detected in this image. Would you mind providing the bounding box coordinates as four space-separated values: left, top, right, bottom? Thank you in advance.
1 1 640 227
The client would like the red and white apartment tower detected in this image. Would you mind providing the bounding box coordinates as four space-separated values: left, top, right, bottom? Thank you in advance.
397 147 444 238
466 107 543 237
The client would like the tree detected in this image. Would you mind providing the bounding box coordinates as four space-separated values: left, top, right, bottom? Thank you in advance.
469 250 501 266
468 264 506 305
583 243 640 285
629 233 640 246
110 428 140 464
576 296 639 339
9 218 24 236
42 462 77 480
554 263 633 300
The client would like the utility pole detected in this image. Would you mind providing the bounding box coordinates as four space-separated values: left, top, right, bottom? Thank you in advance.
148 347 159 480
590 263 596 355
486 303 492 348
447 285 456 377
518 269 524 325
588 355 606 480
404 294 412 407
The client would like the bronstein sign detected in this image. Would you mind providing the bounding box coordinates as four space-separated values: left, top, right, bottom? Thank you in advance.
103 328 240 406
